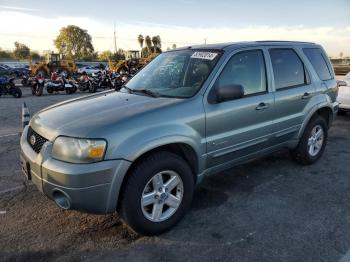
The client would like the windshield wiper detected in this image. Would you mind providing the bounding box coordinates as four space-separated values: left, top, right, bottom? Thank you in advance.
120 86 159 98
132 89 160 98
120 85 132 93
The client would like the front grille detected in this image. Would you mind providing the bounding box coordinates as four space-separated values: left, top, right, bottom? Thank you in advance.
27 126 48 153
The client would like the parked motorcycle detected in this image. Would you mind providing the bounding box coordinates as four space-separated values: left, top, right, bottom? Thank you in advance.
77 73 97 93
21 74 30 86
114 73 132 90
99 71 118 89
31 75 45 96
0 76 22 98
46 73 77 95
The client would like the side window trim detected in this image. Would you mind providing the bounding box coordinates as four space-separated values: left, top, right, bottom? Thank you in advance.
269 47 311 91
209 48 269 101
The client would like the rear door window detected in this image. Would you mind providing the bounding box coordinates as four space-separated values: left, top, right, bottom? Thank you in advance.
269 48 308 90
303 48 333 81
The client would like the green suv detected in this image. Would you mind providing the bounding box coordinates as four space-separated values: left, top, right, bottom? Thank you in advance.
20 41 339 235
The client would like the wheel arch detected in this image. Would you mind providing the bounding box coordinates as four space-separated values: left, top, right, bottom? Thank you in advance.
116 142 199 211
298 105 333 139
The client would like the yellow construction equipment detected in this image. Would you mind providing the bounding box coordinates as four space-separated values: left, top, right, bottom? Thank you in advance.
29 53 77 77
108 50 158 73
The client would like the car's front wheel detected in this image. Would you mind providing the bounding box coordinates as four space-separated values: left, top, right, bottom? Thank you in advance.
291 115 328 165
119 151 194 235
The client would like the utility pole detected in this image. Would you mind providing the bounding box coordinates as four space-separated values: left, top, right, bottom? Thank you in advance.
113 23 117 54
204 38 207 45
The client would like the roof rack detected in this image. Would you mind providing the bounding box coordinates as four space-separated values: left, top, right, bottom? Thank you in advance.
255 40 315 44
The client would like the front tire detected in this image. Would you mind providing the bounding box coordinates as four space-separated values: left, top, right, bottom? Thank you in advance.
35 86 43 96
119 151 194 235
291 115 328 165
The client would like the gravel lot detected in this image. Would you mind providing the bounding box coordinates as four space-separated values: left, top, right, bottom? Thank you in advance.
1 87 350 262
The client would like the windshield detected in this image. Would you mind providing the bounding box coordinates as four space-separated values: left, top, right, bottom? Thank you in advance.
124 49 221 98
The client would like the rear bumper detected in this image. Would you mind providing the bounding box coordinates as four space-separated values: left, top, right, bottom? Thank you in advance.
20 126 132 214
331 101 340 120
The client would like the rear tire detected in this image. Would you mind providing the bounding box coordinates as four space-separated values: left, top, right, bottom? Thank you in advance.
119 151 194 235
88 82 96 93
291 115 328 165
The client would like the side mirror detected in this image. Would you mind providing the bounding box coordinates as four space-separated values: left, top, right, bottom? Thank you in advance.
209 84 244 104
337 80 347 87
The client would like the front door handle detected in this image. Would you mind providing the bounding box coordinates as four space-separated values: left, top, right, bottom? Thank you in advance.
302 92 311 99
255 102 269 111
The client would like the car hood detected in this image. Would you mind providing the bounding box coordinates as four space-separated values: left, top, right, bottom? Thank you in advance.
30 91 180 141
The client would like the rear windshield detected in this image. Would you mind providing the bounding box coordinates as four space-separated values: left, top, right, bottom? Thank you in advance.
303 48 333 81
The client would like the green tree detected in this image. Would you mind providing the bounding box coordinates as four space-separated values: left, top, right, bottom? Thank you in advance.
0 48 13 59
114 49 126 60
80 52 98 61
151 36 162 52
145 35 152 52
155 35 161 48
13 42 30 59
30 51 41 60
138 34 144 50
99 50 113 61
54 25 94 59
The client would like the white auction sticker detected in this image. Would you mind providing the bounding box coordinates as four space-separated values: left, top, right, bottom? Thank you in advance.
191 52 218 60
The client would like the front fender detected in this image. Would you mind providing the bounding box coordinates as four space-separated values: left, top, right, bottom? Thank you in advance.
107 124 205 173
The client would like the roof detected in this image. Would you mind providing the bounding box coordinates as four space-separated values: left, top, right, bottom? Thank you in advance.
176 41 317 51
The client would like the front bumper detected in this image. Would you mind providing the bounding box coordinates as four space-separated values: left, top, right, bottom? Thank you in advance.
20 126 131 214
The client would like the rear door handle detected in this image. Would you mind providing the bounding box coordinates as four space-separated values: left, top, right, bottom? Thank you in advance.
302 92 311 99
255 102 269 111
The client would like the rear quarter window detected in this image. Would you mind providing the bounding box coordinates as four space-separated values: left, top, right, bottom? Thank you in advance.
303 48 333 81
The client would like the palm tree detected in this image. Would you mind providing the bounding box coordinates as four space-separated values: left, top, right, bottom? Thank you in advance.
145 36 152 53
156 35 161 49
151 36 158 53
137 34 144 56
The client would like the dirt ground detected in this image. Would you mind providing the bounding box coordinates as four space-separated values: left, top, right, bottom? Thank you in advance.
1 87 350 262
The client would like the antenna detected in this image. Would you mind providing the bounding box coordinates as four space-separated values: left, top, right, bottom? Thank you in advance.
113 23 117 54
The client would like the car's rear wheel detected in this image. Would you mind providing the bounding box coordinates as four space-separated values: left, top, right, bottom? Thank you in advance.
291 115 328 165
119 151 194 235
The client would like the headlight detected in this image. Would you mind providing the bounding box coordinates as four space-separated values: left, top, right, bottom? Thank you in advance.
52 136 107 163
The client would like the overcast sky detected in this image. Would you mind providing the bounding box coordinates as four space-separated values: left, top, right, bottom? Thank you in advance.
0 0 349 56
